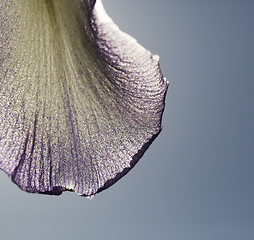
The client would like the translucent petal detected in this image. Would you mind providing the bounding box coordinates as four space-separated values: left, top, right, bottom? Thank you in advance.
0 0 168 196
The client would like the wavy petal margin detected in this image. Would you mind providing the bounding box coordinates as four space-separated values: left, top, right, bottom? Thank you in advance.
0 0 168 197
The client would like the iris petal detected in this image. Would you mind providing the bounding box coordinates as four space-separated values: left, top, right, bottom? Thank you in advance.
0 0 168 197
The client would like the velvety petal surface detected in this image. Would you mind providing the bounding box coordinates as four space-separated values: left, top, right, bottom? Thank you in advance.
0 0 168 196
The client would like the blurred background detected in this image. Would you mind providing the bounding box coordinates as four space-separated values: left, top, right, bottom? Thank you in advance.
1 0 254 239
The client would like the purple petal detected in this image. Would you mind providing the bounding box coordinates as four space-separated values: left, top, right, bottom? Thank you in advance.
0 0 168 197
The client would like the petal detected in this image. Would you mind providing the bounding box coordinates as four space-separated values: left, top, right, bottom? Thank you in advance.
0 0 168 197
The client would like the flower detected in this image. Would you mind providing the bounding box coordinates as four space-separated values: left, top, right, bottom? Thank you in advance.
0 0 168 197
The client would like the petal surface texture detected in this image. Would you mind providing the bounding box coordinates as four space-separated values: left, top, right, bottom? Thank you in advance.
0 0 168 196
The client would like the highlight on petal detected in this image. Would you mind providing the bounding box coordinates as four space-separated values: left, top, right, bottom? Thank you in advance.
0 0 168 197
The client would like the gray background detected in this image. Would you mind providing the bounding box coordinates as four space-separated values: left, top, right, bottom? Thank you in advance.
1 0 254 239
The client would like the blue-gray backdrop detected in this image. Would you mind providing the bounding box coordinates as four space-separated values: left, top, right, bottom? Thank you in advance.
1 1 253 239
